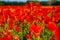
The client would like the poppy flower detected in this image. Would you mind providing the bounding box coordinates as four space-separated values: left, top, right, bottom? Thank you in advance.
44 16 52 24
47 22 57 31
30 2 34 7
53 28 60 40
8 19 13 25
29 25 43 34
19 15 26 22
29 25 36 34
35 2 41 7
13 36 20 40
9 24 14 29
26 34 32 39
26 15 35 23
0 38 3 40
53 13 60 22
15 26 20 33
55 6 60 13
34 33 40 38
35 25 43 33
3 35 12 40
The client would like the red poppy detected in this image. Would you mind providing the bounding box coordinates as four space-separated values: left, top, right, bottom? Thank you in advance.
8 19 13 25
26 34 32 39
44 16 52 23
34 33 40 38
3 35 12 40
29 25 36 34
53 28 60 40
15 26 20 32
4 31 11 35
29 25 43 34
47 22 57 31
9 24 14 29
53 13 59 22
25 3 29 7
13 36 20 40
35 26 43 33
19 15 26 22
0 38 3 40
26 15 35 23
35 3 41 7
55 6 60 13
30 2 34 7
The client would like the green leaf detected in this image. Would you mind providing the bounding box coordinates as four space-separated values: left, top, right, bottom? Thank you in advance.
12 29 18 36
39 22 45 27
56 23 60 27
36 36 40 40
27 23 31 27
41 28 52 40
0 27 5 32
37 16 40 19
18 23 23 40
12 38 16 40
47 13 51 17
32 35 35 40
18 32 23 40
24 19 27 24
4 22 9 28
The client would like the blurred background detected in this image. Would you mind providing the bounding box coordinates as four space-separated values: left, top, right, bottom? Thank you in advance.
0 0 60 5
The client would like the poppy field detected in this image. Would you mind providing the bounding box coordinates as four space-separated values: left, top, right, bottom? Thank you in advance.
0 2 60 40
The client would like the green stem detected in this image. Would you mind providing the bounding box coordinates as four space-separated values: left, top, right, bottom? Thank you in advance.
19 23 23 40
35 36 40 40
32 35 35 40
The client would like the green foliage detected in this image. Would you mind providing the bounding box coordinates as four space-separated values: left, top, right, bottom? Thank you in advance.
0 2 4 5
56 23 60 27
0 26 5 33
41 28 52 40
4 22 9 28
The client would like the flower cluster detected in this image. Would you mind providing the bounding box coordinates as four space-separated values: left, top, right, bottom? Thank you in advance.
0 2 60 40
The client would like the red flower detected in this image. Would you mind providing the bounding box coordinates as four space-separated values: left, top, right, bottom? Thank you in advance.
35 3 41 7
53 28 60 40
25 3 29 7
44 16 52 23
29 25 43 34
26 15 35 23
0 38 3 40
3 35 12 40
53 13 60 22
35 25 43 33
0 19 4 23
34 33 40 38
2 8 9 19
30 2 34 7
13 36 20 40
8 19 13 25
29 25 36 34
20 16 26 22
47 22 57 31
55 6 60 13
9 24 14 29
15 26 20 32
26 34 32 39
